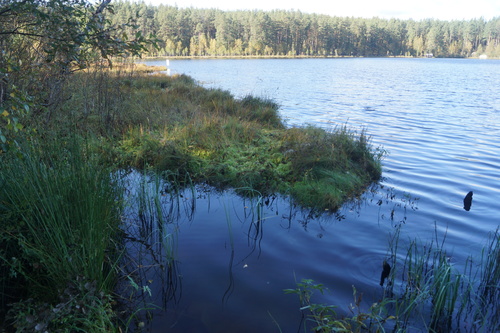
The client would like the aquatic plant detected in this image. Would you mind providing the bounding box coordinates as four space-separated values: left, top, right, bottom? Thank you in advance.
116 170 193 330
381 226 499 332
58 66 383 211
284 279 394 332
0 62 385 330
284 125 383 210
78 70 384 211
285 226 500 332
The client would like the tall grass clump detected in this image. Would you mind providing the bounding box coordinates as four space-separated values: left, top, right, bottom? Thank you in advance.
0 137 123 330
385 227 500 332
462 227 500 331
386 227 500 332
283 125 383 210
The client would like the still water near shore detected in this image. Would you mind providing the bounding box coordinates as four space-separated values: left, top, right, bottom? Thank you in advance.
128 58 500 331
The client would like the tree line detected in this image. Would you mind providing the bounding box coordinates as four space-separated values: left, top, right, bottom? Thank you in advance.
110 0 500 58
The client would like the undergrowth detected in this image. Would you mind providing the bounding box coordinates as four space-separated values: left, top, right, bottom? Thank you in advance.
61 63 383 211
0 137 123 331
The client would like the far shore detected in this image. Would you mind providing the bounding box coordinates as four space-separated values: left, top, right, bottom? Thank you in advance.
136 54 497 60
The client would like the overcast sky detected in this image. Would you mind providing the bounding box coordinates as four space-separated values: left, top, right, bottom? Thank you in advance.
144 0 500 21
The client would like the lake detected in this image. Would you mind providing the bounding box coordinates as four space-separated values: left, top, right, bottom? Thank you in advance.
127 58 500 332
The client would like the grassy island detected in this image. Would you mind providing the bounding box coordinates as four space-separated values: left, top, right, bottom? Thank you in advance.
90 65 383 211
0 63 382 330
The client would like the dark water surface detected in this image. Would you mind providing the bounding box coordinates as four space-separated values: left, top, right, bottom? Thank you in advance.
128 58 500 331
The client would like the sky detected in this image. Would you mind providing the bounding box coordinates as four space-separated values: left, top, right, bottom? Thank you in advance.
144 0 500 21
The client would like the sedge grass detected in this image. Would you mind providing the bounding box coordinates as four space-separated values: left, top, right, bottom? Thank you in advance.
0 137 123 330
0 138 122 294
387 226 500 332
57 67 384 211
117 170 192 329
285 226 500 333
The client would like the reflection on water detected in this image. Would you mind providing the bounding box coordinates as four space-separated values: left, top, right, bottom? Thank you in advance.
131 58 500 332
118 170 421 332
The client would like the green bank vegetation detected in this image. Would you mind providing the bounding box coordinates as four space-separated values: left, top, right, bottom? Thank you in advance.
0 1 497 331
0 60 382 333
88 70 383 211
35 64 381 212
1 0 382 330
0 140 122 331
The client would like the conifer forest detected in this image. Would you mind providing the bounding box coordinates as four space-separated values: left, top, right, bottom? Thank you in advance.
111 0 500 58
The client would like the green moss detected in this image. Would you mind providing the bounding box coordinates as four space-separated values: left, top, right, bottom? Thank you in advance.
62 68 383 210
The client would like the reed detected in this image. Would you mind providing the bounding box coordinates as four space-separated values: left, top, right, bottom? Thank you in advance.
386 226 500 332
466 227 500 331
285 226 500 332
117 170 193 330
0 137 122 330
123 169 194 264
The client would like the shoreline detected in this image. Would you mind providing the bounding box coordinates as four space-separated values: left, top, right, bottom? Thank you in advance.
136 54 497 60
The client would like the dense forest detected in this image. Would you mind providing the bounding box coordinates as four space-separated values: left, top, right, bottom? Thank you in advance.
109 0 500 58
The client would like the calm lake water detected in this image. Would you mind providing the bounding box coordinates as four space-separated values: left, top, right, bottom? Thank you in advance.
128 58 500 332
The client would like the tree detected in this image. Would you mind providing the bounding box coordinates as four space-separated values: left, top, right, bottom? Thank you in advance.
0 0 155 150
107 1 499 58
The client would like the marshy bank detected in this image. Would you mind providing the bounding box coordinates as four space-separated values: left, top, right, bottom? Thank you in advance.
0 63 382 331
1 60 498 333
87 65 384 211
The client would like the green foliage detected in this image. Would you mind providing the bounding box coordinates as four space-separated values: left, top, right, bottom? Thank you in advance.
0 61 383 329
6 277 115 332
0 82 32 152
284 126 383 210
1 0 155 68
63 69 382 210
386 227 500 332
286 228 500 332
284 279 394 332
0 0 158 147
0 138 123 305
110 1 500 58
388 235 463 331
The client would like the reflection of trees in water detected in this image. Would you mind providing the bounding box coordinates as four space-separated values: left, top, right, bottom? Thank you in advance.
277 181 420 232
118 170 196 330
116 170 422 330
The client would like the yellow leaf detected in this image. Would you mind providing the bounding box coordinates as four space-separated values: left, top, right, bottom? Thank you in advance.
1 110 9 117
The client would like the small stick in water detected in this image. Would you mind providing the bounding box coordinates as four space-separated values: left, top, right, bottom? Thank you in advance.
380 260 391 286
463 191 473 211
